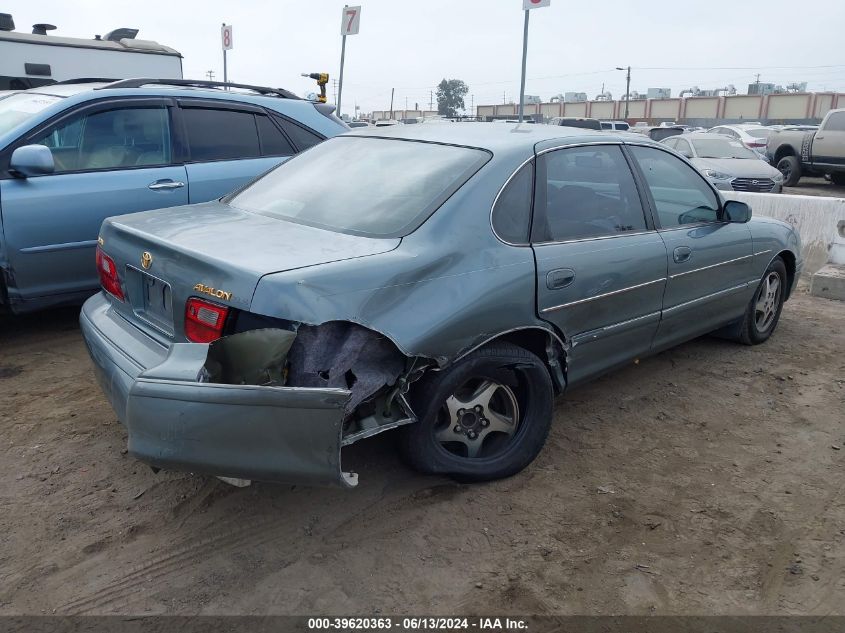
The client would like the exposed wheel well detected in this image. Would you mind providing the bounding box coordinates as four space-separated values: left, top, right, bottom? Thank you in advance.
774 145 796 164
489 328 567 395
776 250 796 300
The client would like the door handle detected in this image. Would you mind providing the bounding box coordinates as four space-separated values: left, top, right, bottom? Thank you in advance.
547 268 576 289
673 246 692 264
148 179 185 191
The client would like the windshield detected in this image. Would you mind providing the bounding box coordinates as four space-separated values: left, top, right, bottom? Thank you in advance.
744 127 772 139
228 136 491 238
692 138 758 159
0 93 63 137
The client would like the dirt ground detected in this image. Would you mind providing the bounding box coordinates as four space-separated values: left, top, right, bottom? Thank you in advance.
0 290 843 616
783 176 845 198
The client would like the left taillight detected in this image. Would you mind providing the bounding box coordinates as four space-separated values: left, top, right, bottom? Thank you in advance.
185 297 229 343
96 246 124 302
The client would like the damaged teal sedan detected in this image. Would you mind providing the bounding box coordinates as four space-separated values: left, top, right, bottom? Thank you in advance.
81 124 802 487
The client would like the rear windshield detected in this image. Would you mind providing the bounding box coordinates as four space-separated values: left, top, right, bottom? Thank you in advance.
0 93 63 138
228 136 490 238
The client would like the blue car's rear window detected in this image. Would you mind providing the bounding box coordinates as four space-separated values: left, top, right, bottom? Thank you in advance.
227 136 490 238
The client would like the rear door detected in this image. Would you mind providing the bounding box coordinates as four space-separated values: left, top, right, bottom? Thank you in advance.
627 144 754 350
0 98 188 302
532 143 668 385
175 99 304 202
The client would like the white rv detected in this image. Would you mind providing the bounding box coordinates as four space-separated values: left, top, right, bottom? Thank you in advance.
0 13 182 90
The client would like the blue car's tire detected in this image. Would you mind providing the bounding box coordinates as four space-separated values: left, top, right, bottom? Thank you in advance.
739 257 787 345
398 343 553 482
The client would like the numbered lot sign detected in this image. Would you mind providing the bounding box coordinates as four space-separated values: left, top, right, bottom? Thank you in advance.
341 6 361 36
221 24 233 50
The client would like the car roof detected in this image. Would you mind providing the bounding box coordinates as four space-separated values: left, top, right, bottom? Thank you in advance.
344 122 646 153
21 80 303 106
681 132 736 139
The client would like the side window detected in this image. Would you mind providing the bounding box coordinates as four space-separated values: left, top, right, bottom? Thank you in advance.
32 107 171 173
255 115 295 156
822 112 845 132
538 145 647 242
630 145 720 228
182 107 260 161
492 161 533 244
273 116 323 151
600 122 612 130
662 138 678 149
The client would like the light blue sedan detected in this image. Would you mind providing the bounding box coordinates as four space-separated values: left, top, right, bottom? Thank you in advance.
81 124 802 488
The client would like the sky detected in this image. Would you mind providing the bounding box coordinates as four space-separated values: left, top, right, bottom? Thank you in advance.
6 0 845 116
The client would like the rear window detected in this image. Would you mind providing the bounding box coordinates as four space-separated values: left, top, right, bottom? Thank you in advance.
228 137 490 238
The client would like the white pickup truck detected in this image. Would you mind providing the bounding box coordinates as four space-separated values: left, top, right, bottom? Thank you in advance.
766 108 845 186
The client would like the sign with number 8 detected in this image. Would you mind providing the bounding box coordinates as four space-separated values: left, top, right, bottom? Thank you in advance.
221 24 233 50
341 5 361 36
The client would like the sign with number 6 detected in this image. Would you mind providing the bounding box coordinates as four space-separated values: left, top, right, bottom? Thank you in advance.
341 5 361 36
221 24 233 50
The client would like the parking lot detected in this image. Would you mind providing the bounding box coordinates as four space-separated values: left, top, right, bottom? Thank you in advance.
1 288 842 616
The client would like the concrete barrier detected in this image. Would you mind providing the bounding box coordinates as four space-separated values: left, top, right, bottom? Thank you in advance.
722 191 845 275
809 219 845 301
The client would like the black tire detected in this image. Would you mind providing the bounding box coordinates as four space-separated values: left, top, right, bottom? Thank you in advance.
830 172 845 186
737 257 787 345
398 342 553 482
776 155 801 187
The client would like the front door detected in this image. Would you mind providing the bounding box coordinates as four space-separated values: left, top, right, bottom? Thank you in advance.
627 145 754 350
812 110 845 169
0 101 188 305
532 144 668 386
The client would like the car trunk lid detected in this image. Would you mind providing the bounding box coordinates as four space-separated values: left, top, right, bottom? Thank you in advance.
98 200 400 341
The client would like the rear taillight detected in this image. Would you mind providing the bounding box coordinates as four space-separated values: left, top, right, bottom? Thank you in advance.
745 140 766 148
96 246 124 301
185 297 229 343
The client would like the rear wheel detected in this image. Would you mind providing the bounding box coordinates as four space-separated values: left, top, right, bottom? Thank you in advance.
776 156 801 187
830 172 845 186
737 257 787 345
398 343 553 482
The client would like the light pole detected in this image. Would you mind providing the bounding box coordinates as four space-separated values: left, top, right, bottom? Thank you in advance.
616 66 631 119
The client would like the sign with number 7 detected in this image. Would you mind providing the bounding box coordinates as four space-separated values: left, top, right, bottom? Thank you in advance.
341 5 361 36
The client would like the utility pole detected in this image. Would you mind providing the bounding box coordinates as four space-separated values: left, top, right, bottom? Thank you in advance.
755 73 761 87
405 96 408 112
332 79 338 105
616 65 631 119
470 94 474 117
389 87 395 120
205 70 215 81
517 8 530 123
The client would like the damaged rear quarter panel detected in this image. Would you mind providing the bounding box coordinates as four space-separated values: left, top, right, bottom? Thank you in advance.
248 164 556 366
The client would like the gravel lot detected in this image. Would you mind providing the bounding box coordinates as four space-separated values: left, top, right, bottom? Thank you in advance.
1 290 843 616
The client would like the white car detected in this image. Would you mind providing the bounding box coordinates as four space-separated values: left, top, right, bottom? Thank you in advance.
662 132 784 193
707 124 773 157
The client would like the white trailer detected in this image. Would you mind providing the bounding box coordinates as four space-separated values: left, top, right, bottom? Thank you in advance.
0 14 182 90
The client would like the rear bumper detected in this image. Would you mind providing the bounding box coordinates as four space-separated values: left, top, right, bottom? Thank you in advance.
80 293 357 487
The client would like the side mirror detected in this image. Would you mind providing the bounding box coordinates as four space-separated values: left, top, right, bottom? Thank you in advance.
724 200 751 223
9 144 55 178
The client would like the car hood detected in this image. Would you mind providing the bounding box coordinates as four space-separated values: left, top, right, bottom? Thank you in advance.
99 200 400 322
692 157 781 179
